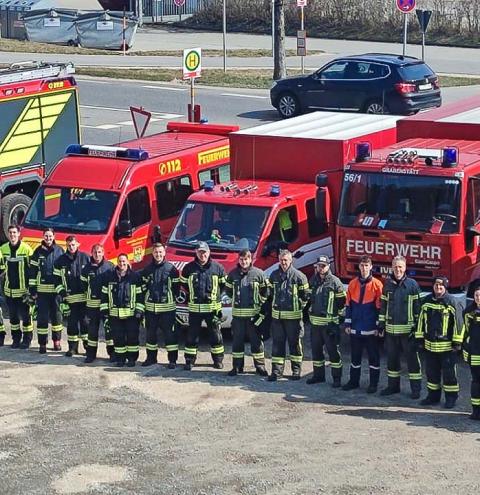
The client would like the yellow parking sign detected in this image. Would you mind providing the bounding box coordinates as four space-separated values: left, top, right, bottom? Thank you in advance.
183 48 202 80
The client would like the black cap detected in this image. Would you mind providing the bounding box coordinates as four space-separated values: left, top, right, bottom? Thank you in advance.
315 255 330 266
196 241 210 252
433 275 449 288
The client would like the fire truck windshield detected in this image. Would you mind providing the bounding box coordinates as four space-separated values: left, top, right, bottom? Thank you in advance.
339 173 461 233
24 186 118 234
169 201 270 252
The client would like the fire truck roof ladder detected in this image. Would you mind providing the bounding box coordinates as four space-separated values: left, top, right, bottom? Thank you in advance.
0 62 75 85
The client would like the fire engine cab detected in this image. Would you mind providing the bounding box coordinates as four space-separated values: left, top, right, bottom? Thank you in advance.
21 122 238 264
336 95 480 293
167 112 403 325
0 61 79 240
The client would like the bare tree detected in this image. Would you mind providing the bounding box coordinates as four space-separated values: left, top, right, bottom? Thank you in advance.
273 0 286 80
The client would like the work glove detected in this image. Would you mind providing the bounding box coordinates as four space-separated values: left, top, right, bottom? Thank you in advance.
452 343 462 353
416 339 424 351
22 293 34 306
60 302 70 318
134 311 144 321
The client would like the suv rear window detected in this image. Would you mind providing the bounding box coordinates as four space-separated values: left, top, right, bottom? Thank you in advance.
398 63 435 81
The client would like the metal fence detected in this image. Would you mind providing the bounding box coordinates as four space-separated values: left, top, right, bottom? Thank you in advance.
143 0 211 20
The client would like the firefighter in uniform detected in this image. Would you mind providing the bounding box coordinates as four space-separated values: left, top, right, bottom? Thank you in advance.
141 243 180 368
268 249 309 381
100 253 144 367
342 255 383 393
379 255 422 398
81 244 115 363
463 286 480 420
225 249 269 377
54 235 90 357
181 241 226 370
29 228 64 353
415 276 463 408
0 225 33 348
306 255 346 387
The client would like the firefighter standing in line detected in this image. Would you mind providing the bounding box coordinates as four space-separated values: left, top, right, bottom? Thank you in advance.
342 256 384 393
29 228 64 354
268 249 309 382
81 244 115 363
306 255 346 387
415 276 463 408
225 249 269 377
100 253 144 367
141 243 180 368
462 286 480 420
180 241 226 370
378 255 422 398
54 235 90 357
0 225 33 348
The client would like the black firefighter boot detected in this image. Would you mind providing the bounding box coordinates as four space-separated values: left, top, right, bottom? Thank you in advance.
332 368 342 388
84 345 97 364
0 332 5 347
11 331 22 349
342 365 361 391
65 341 78 357
306 366 326 385
380 377 401 396
142 349 158 367
107 345 115 363
444 393 458 409
410 379 422 400
470 405 480 421
420 389 441 406
367 366 380 394
20 332 33 350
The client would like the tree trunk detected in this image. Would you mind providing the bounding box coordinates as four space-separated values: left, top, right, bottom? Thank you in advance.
273 0 286 80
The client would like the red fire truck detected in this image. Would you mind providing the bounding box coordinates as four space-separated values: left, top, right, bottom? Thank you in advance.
21 122 238 264
0 61 80 240
166 112 402 325
336 95 480 293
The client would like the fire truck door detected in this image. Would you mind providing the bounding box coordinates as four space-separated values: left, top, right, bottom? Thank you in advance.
115 186 151 267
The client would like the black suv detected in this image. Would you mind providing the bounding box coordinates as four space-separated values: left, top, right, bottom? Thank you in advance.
270 53 441 118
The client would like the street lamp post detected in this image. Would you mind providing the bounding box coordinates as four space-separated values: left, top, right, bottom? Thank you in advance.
223 0 227 72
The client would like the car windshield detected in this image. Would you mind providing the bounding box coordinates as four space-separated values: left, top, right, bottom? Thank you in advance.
169 201 271 252
398 63 435 81
338 172 461 234
24 186 118 234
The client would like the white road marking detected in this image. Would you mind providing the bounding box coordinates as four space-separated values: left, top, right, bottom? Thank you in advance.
220 93 268 99
142 85 187 91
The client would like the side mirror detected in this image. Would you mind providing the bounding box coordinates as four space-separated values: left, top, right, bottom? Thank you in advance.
467 226 480 238
116 219 132 239
315 188 328 226
151 225 162 244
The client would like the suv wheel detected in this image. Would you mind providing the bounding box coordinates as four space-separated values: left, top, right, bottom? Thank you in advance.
277 93 300 119
364 99 389 114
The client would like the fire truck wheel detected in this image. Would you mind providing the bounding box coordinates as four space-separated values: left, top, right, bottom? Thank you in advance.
277 93 301 119
363 99 389 115
1 193 31 240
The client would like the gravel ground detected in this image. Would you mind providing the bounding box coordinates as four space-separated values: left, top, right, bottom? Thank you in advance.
0 326 479 495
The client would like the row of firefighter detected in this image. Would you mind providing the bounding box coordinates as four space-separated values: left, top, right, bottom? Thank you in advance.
0 225 479 421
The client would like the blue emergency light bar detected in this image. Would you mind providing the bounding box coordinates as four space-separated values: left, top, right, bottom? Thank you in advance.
270 184 281 197
355 142 371 162
65 144 149 161
442 147 458 168
204 179 215 191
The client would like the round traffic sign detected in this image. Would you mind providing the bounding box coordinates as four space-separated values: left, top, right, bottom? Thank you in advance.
184 49 200 72
396 0 416 13
173 0 186 7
